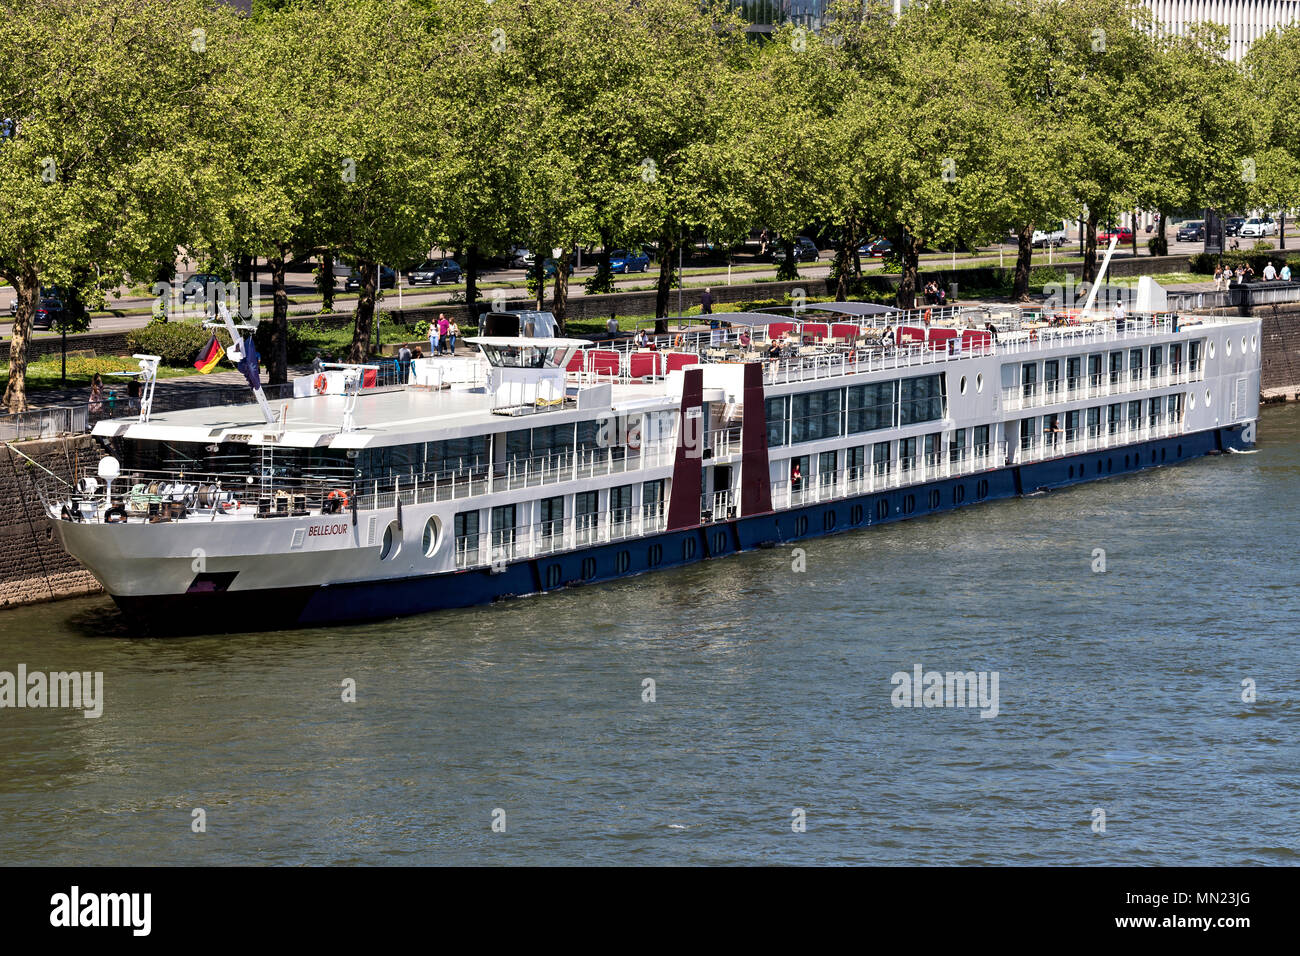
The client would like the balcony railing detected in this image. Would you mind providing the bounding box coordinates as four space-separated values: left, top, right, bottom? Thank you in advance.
454 504 669 569
1001 367 1197 410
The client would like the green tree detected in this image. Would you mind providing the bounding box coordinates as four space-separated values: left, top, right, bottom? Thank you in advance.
0 0 238 411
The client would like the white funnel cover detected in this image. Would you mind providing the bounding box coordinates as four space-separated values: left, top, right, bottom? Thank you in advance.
1135 276 1168 313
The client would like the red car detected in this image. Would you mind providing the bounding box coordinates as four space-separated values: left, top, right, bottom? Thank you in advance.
1097 226 1135 244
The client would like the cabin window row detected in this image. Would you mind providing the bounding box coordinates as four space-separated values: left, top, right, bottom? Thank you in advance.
765 373 946 448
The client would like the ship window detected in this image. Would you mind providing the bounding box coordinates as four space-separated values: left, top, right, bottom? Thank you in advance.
847 381 897 433
422 516 441 557
540 495 564 540
765 396 788 448
610 484 633 526
379 521 400 560
790 388 842 443
899 374 944 426
454 510 480 566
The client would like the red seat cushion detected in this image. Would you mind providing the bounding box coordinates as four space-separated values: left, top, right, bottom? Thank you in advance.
664 352 699 372
766 322 795 339
590 350 621 376
831 323 859 340
628 352 662 378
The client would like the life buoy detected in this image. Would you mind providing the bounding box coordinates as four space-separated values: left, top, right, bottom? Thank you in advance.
314 374 328 395
219 499 240 513
326 489 350 512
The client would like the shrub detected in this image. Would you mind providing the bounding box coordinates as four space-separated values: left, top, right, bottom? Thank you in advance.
1147 236 1168 256
125 320 218 367
1188 250 1280 275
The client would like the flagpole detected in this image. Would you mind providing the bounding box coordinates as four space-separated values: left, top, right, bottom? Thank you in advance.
212 303 276 424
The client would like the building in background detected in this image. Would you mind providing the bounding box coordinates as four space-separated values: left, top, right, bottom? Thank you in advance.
738 0 1300 61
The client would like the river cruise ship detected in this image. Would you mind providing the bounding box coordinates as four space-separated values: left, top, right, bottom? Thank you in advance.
39 302 1261 632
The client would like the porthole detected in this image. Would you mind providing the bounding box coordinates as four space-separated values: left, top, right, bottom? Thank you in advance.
1205 388 1212 406
648 543 663 567
1161 448 1166 462
822 510 836 531
683 538 697 560
581 556 597 579
615 550 631 573
1189 392 1197 410
928 489 940 509
1097 460 1103 475
850 504 864 525
1177 444 1183 457
1225 338 1232 356
959 375 968 395
1107 458 1113 473
1125 454 1130 468
1208 341 1216 359
545 564 562 588
795 515 809 536
1068 465 1074 479
953 484 966 505
1251 334 1258 351
1241 335 1248 353
713 530 727 552
379 521 400 560
422 516 442 557
976 373 984 393
876 498 889 520
976 479 988 500
903 494 915 515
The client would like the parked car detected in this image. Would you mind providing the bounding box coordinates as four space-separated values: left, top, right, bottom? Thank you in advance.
608 249 650 274
1224 217 1246 237
1097 226 1135 244
1241 216 1277 238
771 236 820 263
344 265 396 291
181 272 227 303
857 237 894 257
1175 220 1205 242
33 296 66 330
1030 226 1068 247
540 258 571 279
510 247 536 269
407 258 462 286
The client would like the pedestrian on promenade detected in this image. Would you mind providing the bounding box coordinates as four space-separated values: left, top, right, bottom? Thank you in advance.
312 351 324 374
606 313 619 336
1263 261 1277 281
1213 264 1224 290
448 320 459 354
759 228 769 257
430 314 442 356
1282 263 1292 282
88 373 105 419
700 288 713 315
438 314 450 354
398 343 412 383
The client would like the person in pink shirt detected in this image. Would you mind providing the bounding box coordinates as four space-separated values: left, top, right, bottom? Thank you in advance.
438 315 450 354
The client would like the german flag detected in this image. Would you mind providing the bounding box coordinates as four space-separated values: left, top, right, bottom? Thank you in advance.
193 335 224 374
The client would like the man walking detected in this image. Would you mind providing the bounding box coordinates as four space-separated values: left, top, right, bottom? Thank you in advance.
700 288 713 315
438 314 451 354
398 343 412 383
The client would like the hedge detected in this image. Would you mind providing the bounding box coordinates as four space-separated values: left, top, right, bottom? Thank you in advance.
1188 250 1300 275
125 320 223 367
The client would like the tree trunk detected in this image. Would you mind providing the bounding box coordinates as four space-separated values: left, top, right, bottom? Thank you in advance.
1281 212 1287 251
317 251 336 314
1082 213 1099 284
1011 225 1033 301
268 246 290 385
587 227 614 296
777 237 798 281
531 258 545 312
551 249 570 335
2 262 39 413
834 225 851 300
1131 210 1139 258
654 230 675 333
896 231 919 309
348 258 378 363
1157 209 1168 255
465 244 479 316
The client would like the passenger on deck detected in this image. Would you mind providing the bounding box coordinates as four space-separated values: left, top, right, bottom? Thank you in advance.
984 322 999 343
635 328 649 348
739 329 752 348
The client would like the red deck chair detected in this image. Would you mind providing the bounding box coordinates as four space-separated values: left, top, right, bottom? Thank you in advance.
928 328 958 350
565 349 586 374
589 349 621 377
898 325 927 345
961 329 992 353
800 322 831 343
362 368 378 388
664 352 700 373
628 351 662 379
